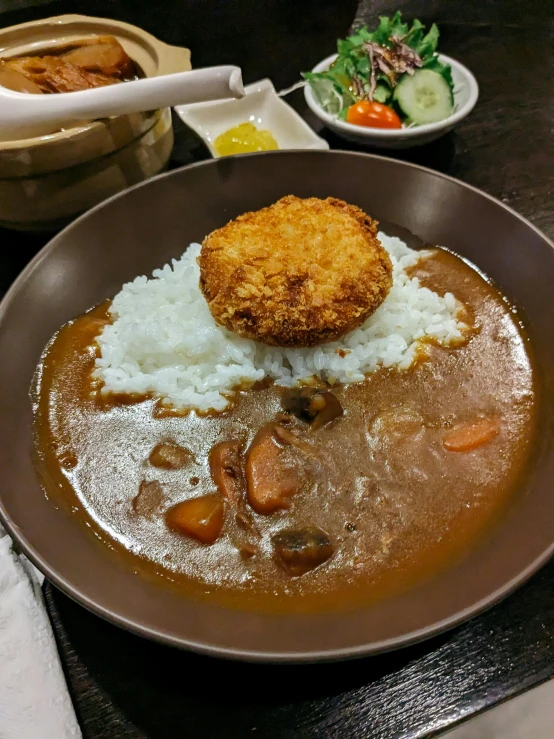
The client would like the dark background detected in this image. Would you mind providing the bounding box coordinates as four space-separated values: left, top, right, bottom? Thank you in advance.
1 1 553 737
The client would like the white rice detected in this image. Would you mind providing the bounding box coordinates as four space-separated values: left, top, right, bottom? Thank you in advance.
93 233 467 412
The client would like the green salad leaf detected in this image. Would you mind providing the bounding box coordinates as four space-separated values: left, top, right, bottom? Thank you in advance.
346 26 373 48
373 84 392 103
403 18 425 48
369 11 409 44
413 23 440 59
303 11 453 122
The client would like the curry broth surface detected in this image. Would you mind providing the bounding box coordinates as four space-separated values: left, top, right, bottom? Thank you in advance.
33 250 537 613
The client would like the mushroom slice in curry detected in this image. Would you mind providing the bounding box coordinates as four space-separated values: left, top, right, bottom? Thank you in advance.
272 526 334 576
282 387 344 429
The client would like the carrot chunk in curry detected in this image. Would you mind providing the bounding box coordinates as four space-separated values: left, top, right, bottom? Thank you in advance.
166 495 224 544
443 417 500 452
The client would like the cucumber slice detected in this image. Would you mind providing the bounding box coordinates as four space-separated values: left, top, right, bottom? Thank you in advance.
393 69 453 125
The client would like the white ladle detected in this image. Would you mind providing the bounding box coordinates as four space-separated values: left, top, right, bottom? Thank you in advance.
0 64 245 140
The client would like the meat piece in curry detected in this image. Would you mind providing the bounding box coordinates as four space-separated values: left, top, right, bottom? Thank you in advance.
149 442 192 470
132 480 164 519
209 441 244 505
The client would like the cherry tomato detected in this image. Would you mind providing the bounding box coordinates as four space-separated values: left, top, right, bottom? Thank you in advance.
346 100 402 129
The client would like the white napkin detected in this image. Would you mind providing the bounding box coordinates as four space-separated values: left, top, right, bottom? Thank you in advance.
0 527 82 739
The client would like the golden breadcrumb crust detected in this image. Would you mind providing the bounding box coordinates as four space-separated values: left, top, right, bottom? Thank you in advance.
198 196 393 347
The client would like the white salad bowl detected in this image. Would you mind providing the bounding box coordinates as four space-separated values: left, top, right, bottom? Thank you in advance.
304 53 478 149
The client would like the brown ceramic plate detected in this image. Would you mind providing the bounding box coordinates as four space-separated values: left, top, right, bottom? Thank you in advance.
0 151 552 662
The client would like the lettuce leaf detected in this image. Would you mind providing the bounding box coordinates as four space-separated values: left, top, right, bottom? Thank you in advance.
413 23 440 59
367 11 409 45
373 84 392 103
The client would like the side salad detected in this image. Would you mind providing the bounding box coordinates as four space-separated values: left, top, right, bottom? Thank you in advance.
304 12 455 129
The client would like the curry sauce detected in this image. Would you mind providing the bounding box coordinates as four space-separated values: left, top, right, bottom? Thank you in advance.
32 249 537 614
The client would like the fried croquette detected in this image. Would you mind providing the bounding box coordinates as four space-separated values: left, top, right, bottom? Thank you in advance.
198 196 393 347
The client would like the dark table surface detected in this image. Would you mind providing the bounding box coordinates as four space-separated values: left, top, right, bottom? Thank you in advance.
1 1 553 737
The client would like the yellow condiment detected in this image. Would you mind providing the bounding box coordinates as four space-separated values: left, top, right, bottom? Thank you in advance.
214 122 279 156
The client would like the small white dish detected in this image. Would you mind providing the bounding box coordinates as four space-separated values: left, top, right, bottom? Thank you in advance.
176 78 329 156
304 53 479 149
